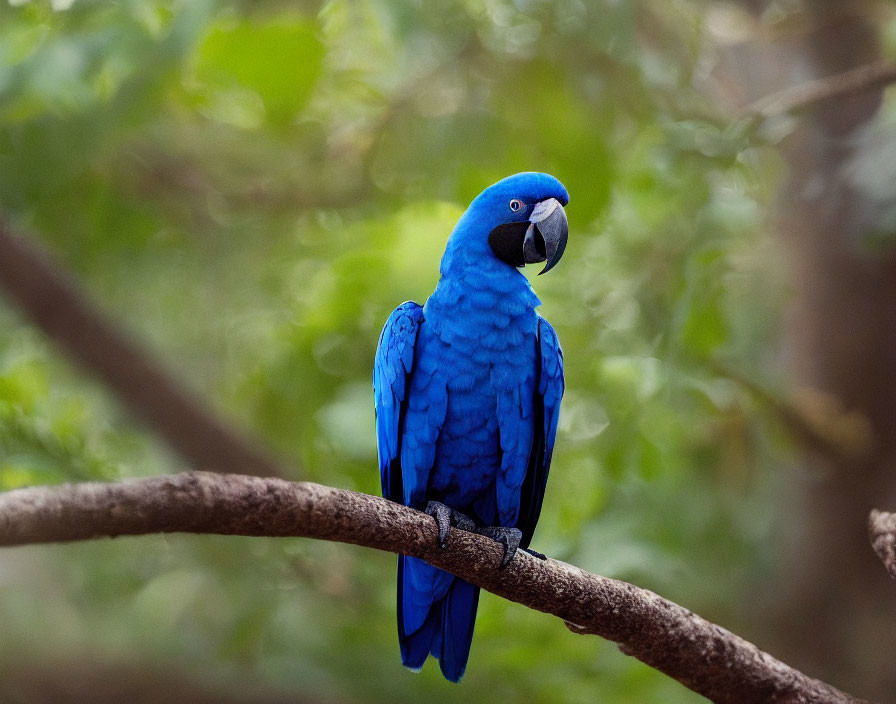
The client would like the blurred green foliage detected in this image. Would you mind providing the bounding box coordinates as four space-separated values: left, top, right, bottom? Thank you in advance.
0 1 791 702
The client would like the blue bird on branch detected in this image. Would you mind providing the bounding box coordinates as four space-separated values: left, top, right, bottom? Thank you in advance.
374 172 568 682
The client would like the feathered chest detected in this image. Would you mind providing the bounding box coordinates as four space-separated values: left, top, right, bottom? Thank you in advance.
420 273 539 395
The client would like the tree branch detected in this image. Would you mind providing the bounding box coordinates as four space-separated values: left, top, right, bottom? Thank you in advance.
868 509 896 579
0 220 287 478
0 472 864 704
744 60 896 118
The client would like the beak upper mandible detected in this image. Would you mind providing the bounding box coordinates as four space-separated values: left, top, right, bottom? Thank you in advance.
528 198 568 275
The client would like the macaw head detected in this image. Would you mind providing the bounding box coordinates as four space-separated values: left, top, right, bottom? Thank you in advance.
463 172 570 275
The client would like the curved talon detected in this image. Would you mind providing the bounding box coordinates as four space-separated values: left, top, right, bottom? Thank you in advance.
523 547 547 561
476 526 523 568
425 501 452 548
424 501 478 549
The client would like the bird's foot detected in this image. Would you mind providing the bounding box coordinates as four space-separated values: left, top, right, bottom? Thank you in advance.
424 502 540 568
425 501 478 549
474 526 524 568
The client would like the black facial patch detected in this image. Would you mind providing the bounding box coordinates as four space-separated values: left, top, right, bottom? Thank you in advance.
488 222 530 267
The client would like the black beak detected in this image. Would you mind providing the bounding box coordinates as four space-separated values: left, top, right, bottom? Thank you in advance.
532 204 568 275
488 200 568 275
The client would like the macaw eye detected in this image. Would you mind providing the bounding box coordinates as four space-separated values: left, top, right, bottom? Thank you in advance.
509 199 523 212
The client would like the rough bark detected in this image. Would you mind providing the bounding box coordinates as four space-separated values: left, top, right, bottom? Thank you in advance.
0 472 865 704
0 221 287 478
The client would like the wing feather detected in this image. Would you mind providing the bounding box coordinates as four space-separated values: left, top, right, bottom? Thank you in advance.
517 316 564 547
373 301 424 503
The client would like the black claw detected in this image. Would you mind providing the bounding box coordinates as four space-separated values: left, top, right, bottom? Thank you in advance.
523 547 547 561
425 501 452 548
476 526 523 568
424 501 478 549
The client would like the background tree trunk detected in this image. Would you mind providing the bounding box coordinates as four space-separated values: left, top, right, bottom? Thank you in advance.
719 3 896 700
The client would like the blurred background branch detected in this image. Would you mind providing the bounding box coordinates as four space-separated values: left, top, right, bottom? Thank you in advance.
744 60 896 118
713 360 875 466
0 220 289 479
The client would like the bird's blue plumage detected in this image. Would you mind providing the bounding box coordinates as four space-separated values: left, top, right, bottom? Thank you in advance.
374 172 567 682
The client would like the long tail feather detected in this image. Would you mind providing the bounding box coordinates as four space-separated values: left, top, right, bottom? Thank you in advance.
438 577 480 682
398 555 440 670
397 555 481 682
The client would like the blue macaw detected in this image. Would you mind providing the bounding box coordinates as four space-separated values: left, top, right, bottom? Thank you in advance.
373 172 567 682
